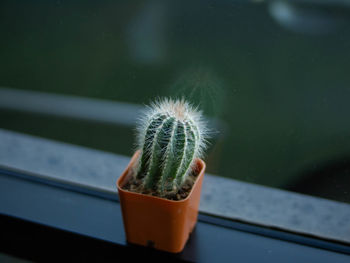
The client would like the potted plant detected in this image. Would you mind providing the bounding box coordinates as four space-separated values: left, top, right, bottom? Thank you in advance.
116 98 208 253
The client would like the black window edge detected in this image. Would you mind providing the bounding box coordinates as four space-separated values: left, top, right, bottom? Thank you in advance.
0 165 350 256
1 168 350 263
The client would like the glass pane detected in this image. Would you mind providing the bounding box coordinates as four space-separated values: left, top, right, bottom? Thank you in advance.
1 0 350 204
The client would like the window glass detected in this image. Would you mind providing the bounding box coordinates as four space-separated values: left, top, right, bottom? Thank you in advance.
1 0 350 204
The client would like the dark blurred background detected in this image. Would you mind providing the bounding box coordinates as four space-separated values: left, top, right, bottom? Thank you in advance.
1 0 350 203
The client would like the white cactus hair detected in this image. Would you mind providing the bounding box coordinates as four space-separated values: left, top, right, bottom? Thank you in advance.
136 97 209 160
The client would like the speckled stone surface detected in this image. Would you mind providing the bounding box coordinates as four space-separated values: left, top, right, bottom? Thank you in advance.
0 128 130 192
1 128 350 244
201 175 350 244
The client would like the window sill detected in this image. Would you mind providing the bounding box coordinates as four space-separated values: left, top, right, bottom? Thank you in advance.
1 128 350 261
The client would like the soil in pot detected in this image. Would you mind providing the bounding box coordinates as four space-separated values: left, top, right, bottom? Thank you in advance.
122 169 199 201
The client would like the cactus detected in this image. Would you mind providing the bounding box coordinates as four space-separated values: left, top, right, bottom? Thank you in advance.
135 98 207 196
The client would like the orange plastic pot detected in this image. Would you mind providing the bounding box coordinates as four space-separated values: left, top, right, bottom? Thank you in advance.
117 150 206 253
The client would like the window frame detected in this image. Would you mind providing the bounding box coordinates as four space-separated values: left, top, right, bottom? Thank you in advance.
1 163 350 262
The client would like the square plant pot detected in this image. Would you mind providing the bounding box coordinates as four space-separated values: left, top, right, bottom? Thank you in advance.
117 150 206 253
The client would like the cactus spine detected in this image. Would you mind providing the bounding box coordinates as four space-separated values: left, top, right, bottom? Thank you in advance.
136 98 207 196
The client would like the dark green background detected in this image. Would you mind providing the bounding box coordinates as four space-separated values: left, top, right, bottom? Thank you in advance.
1 0 350 202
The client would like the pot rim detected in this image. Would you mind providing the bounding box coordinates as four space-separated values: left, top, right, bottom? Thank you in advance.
117 150 206 204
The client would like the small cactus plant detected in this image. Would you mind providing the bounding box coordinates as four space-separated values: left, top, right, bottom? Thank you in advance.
135 98 208 196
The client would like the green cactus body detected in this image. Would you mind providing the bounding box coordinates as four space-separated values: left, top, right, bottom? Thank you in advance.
136 99 206 196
